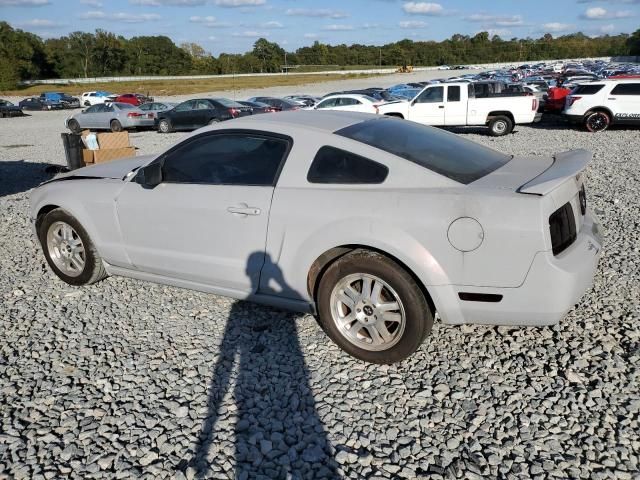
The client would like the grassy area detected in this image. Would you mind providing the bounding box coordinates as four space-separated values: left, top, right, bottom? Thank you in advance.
1 72 379 97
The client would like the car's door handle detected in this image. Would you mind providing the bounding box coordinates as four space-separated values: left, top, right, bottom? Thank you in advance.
608 98 616 100
438 105 445 109
227 204 261 216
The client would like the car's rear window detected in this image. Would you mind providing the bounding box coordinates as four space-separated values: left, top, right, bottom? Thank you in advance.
572 84 604 95
214 98 246 108
335 118 511 184
115 103 135 109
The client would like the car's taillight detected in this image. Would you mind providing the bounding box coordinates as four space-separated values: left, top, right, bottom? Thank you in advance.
532 98 538 110
567 96 581 107
147 113 155 118
228 108 238 116
127 112 143 117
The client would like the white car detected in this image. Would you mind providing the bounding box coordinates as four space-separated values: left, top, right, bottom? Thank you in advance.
376 82 541 136
81 91 113 107
437 65 451 70
564 79 640 132
30 112 602 364
312 94 383 114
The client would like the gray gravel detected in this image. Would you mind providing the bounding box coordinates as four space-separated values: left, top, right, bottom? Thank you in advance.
1 93 639 479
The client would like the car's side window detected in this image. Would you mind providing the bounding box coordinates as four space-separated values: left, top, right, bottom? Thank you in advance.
447 86 461 102
415 87 444 104
196 100 211 110
161 133 290 186
317 98 337 109
85 105 100 113
307 146 389 184
611 83 640 95
175 101 194 112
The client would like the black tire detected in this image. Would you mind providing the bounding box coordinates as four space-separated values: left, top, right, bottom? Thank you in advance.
584 110 610 132
67 119 81 134
316 249 433 364
110 119 123 132
84 101 90 107
158 118 172 133
488 115 513 136
37 208 108 287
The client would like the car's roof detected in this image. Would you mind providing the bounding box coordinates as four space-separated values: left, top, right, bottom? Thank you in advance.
322 93 374 101
201 110 373 135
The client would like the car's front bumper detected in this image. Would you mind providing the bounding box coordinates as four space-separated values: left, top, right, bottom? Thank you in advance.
431 210 603 326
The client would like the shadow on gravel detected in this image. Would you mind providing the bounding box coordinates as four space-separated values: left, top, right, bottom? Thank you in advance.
0 160 66 197
191 253 338 479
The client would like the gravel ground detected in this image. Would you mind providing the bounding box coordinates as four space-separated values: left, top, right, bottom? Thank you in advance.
1 89 639 479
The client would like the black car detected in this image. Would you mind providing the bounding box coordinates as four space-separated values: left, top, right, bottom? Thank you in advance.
246 97 301 111
155 98 251 133
237 100 276 114
18 97 64 111
0 99 23 118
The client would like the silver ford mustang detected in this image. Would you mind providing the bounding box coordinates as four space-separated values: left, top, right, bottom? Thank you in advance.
30 111 602 363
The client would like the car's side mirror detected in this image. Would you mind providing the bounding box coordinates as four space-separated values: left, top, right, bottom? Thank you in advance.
135 162 163 189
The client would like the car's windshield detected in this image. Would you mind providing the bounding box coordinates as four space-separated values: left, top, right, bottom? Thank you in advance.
336 118 511 184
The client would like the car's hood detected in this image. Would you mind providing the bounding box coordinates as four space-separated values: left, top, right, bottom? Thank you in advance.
58 154 154 181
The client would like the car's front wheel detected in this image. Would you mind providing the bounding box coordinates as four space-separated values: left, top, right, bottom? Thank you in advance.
38 209 107 286
317 250 433 364
67 119 81 134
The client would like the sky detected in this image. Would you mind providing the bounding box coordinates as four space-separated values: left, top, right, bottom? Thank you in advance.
1 0 639 55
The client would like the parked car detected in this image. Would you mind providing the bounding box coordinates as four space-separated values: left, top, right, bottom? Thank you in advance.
40 92 81 109
137 101 176 122
284 95 320 107
156 98 251 133
376 82 541 136
65 102 148 133
246 97 302 111
114 93 153 106
81 91 113 107
326 89 400 102
564 79 640 132
313 94 383 114
29 111 602 364
19 97 64 111
0 99 23 117
237 100 277 114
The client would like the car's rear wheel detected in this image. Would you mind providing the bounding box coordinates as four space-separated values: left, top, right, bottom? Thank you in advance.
488 115 513 136
158 119 172 133
110 119 123 132
67 119 81 134
38 209 107 286
584 111 610 132
316 250 433 364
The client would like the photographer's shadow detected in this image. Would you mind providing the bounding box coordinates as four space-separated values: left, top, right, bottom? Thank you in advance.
192 253 338 479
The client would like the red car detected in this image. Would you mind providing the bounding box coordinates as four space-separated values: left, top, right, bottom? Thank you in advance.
114 93 152 106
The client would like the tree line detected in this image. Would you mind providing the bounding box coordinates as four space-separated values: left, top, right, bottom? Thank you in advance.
1 21 638 89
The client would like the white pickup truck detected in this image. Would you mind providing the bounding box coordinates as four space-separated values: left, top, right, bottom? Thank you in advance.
377 82 541 136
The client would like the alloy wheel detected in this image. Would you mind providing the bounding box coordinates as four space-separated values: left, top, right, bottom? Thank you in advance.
46 221 85 277
330 273 406 352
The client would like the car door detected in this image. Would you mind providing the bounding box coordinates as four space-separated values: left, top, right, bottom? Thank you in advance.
170 100 197 129
193 99 215 127
444 85 467 125
609 83 640 122
409 86 445 125
79 104 103 128
315 98 338 110
115 131 291 293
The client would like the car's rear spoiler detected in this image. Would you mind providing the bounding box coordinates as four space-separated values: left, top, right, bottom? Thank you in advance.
518 149 592 196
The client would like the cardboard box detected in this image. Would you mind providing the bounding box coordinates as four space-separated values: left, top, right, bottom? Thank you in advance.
80 131 135 164
97 132 130 149
85 147 136 164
